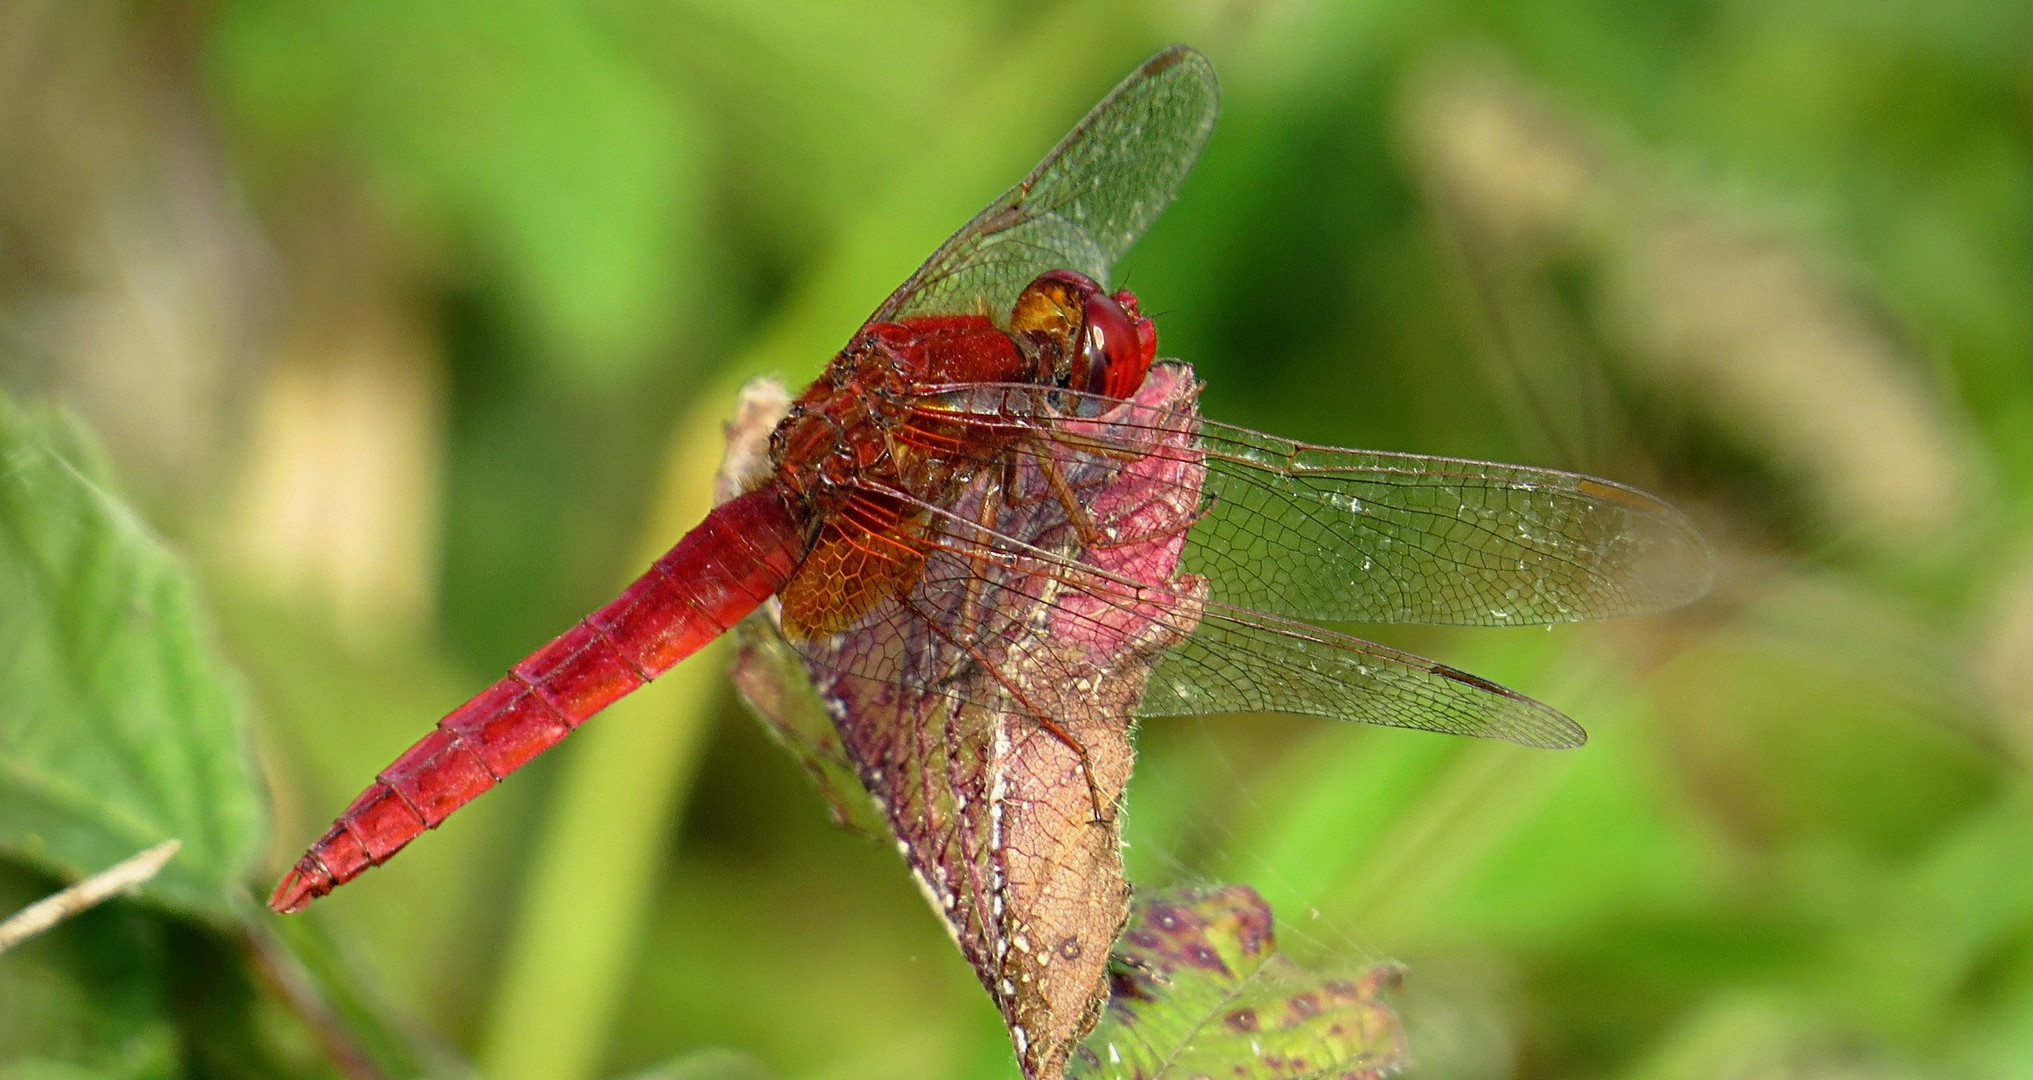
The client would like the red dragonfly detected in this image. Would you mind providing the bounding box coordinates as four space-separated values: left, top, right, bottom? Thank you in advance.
270 46 1709 914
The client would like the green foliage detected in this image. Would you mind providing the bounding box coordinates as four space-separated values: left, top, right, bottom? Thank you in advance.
0 401 408 1075
0 394 263 922
615 1049 776 1080
211 0 705 386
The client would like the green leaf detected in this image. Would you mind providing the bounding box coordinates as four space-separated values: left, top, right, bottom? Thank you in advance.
1071 885 1406 1080
0 393 264 922
0 1064 137 1080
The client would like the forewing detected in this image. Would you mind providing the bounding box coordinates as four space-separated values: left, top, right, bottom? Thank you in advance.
921 378 1714 626
1187 424 1716 625
790 498 1583 750
875 46 1219 323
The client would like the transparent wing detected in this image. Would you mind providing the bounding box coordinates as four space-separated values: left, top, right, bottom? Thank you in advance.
1186 426 1715 626
1139 604 1584 746
798 564 1584 748
918 374 1715 627
874 46 1219 323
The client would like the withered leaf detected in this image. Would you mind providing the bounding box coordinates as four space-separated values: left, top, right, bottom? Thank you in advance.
726 368 1209 1079
1072 885 1408 1080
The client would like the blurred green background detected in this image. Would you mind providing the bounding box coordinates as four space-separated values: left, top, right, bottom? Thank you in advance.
5 1 2033 1078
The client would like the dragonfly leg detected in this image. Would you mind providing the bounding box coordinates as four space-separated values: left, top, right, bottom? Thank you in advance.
1029 440 1109 550
1025 428 1214 551
1033 713 1109 826
952 456 1015 649
899 596 1112 825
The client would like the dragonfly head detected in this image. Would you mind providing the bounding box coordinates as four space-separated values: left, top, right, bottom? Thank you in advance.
1011 270 1157 404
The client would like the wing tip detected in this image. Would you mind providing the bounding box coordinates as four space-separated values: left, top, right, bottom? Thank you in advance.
1538 716 1590 749
1140 45 1220 111
1145 44 1206 75
1510 709 1588 749
1576 476 1669 513
1576 476 1718 618
1144 44 1194 75
1628 506 1719 615
1430 662 1589 749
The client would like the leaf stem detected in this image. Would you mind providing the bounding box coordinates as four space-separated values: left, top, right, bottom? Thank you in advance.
240 915 401 1080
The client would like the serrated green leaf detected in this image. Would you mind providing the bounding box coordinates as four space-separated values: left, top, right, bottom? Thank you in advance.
0 392 263 922
1071 885 1406 1080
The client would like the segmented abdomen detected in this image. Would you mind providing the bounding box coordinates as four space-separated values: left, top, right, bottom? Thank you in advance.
269 487 806 913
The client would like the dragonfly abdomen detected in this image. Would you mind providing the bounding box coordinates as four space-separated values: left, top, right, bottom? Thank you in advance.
268 487 808 913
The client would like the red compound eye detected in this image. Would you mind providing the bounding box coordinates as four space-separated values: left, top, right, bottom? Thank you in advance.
1075 288 1144 398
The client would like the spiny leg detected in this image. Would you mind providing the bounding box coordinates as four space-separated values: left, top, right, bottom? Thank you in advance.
1020 427 1215 552
1030 441 1109 550
899 595 1112 825
953 454 1016 650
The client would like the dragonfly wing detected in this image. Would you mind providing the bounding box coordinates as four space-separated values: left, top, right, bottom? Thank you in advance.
1187 422 1715 625
1140 602 1586 748
917 377 1713 626
729 606 889 836
875 46 1219 323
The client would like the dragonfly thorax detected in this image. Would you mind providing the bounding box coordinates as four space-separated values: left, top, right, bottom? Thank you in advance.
771 315 1027 520
771 272 1160 526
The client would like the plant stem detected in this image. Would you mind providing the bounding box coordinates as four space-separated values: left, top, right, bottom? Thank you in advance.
0 839 180 953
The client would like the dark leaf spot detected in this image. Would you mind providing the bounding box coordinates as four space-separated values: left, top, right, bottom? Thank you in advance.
1110 969 1155 1004
1234 906 1274 956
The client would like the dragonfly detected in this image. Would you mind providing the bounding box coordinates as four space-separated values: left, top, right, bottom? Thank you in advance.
270 45 1710 915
